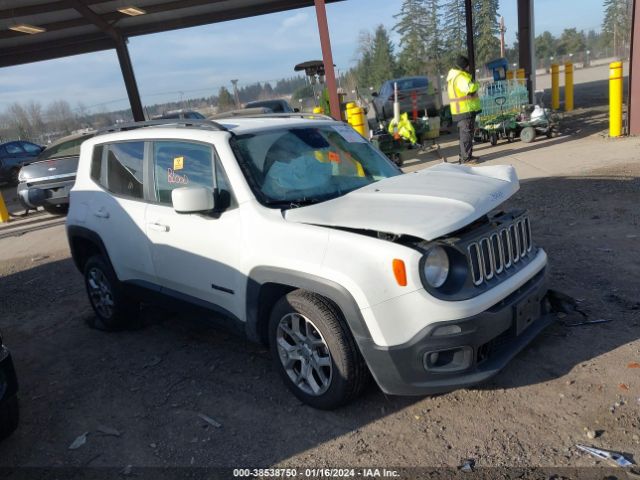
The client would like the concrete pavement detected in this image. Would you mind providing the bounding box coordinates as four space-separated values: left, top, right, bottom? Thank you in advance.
403 107 639 181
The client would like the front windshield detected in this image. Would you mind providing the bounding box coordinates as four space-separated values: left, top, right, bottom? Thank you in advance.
233 125 400 206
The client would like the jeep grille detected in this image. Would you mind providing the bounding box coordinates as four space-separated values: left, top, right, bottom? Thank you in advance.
467 216 533 286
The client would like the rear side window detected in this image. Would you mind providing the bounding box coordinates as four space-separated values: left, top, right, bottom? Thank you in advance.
5 143 24 155
91 141 145 199
153 141 215 204
22 142 42 155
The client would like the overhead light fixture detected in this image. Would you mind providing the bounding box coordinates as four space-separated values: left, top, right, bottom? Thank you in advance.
118 6 146 16
9 23 46 34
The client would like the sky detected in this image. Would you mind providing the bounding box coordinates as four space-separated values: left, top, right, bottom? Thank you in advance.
0 0 607 113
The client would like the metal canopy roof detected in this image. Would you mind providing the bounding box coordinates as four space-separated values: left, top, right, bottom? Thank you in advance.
0 0 342 68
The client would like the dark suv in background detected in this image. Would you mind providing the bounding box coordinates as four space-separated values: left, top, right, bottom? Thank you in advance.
0 140 44 185
17 131 94 215
372 76 440 120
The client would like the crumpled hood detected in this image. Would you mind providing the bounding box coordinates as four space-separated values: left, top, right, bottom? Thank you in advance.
284 163 519 241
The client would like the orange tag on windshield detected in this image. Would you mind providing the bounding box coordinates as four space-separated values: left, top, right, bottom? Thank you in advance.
328 151 340 163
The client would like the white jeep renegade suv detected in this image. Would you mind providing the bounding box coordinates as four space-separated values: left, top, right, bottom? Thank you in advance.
66 116 552 409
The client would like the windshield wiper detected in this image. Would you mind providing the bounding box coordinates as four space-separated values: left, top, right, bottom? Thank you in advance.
264 197 327 209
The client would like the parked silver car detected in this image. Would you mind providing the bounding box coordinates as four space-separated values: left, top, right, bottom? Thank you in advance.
17 131 94 215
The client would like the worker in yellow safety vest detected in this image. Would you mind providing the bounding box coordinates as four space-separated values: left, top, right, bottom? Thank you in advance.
447 55 482 164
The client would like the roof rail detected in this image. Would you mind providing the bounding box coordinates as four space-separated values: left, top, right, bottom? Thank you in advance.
228 112 335 121
95 119 229 136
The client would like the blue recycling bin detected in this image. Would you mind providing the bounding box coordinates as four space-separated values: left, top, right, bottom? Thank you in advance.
486 58 509 81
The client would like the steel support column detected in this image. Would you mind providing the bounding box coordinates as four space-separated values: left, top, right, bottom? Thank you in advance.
464 0 476 77
314 0 340 120
517 0 535 102
629 0 640 135
115 39 145 121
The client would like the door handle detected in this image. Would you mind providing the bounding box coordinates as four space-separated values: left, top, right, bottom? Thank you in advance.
93 208 109 219
147 222 170 232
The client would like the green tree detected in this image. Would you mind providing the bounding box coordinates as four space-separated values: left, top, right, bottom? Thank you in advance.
424 0 444 75
556 28 586 57
292 85 314 102
216 86 235 112
602 0 632 58
474 0 501 67
369 25 398 89
354 30 374 89
442 0 466 68
394 0 429 76
535 31 557 62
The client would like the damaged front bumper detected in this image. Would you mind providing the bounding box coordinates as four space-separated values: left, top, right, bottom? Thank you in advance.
360 269 553 396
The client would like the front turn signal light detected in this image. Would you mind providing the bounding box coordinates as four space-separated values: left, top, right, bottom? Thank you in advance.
392 259 407 287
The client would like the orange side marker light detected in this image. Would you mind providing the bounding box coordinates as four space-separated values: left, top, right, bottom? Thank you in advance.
392 259 407 286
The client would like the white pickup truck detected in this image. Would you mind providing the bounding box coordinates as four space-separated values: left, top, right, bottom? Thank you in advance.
66 116 552 409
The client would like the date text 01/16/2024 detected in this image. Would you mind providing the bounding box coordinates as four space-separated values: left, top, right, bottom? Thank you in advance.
232 469 400 478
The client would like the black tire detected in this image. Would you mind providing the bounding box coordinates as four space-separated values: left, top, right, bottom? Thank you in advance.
9 168 20 186
520 126 536 143
490 132 498 146
0 396 19 441
268 290 369 410
83 255 139 331
43 204 69 215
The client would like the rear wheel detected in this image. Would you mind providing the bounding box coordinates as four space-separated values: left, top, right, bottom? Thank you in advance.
0 396 19 441
490 132 498 146
268 290 369 409
84 255 139 331
520 126 536 143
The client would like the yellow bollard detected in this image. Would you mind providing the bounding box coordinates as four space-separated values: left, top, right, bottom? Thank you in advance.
517 68 526 85
609 61 624 137
346 102 368 137
312 106 324 115
551 64 560 110
506 70 514 80
0 192 9 223
565 62 574 112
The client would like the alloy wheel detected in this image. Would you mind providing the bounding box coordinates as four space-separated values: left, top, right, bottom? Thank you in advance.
87 267 115 319
276 313 333 396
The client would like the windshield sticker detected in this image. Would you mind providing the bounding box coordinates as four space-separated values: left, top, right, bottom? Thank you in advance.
173 156 184 170
333 124 367 143
328 151 341 163
167 168 189 184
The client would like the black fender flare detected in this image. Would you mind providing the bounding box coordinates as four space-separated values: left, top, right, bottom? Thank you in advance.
245 267 372 346
66 225 112 273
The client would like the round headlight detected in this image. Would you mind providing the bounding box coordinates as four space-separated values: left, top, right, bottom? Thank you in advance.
423 246 450 288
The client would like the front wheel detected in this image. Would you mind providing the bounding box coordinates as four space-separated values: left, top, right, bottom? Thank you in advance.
269 291 369 409
84 255 139 331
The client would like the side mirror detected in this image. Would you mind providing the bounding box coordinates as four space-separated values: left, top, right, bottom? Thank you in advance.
172 186 214 214
371 92 379 97
293 108 300 113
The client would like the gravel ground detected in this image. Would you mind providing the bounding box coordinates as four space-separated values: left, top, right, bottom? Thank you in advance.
0 141 638 478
